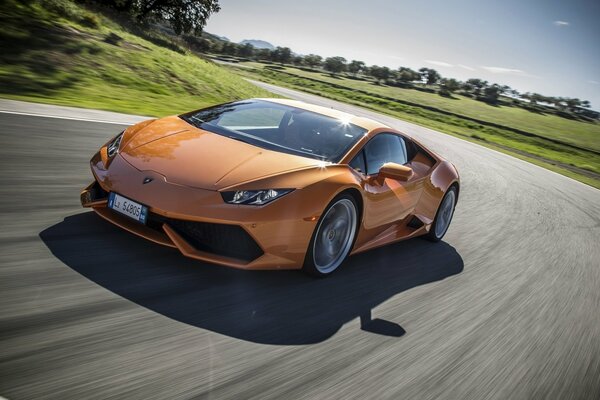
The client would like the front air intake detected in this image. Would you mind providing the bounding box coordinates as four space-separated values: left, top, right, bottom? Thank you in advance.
146 213 263 263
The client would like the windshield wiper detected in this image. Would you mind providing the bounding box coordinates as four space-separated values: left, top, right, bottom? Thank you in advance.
181 115 205 129
190 115 205 125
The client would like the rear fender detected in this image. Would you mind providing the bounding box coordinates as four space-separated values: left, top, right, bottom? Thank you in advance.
414 161 459 223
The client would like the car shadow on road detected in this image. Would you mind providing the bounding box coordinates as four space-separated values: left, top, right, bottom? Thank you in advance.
40 212 464 345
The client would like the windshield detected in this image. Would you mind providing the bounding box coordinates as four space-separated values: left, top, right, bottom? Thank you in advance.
180 100 367 162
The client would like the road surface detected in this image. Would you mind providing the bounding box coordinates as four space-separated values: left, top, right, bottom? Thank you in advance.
1 89 599 400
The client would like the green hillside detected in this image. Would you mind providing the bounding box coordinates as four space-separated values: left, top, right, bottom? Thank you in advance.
239 63 600 153
0 0 598 188
226 62 600 188
298 70 600 153
0 0 273 117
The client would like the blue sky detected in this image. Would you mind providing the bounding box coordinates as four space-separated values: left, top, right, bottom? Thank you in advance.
205 0 600 109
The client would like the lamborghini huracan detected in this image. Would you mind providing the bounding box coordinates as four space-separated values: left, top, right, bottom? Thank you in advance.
81 98 459 276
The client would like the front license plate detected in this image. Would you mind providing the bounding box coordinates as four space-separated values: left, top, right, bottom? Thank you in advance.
108 192 148 224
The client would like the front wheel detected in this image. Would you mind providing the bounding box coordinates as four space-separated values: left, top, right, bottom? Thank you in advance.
303 194 358 277
425 186 457 242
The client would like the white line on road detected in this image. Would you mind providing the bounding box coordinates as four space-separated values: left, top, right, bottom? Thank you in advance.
0 110 137 125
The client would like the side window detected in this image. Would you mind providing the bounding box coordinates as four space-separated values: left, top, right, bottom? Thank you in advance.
364 134 408 175
349 150 366 173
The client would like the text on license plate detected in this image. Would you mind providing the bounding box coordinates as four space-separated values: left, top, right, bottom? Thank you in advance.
108 192 148 224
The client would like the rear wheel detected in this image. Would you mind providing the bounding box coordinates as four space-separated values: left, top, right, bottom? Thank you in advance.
303 194 358 277
426 186 457 242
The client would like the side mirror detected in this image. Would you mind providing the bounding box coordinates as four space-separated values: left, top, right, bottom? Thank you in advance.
378 162 413 181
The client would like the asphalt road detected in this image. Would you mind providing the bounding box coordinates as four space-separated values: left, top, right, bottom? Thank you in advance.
1 87 599 400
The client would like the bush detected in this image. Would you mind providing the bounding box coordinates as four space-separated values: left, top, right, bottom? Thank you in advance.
413 86 436 94
265 65 285 71
134 30 186 53
555 110 577 120
41 0 83 20
104 32 122 45
80 13 99 28
182 35 210 52
438 88 452 97
87 43 102 54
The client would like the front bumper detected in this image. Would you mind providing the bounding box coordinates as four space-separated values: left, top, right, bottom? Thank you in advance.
81 154 320 270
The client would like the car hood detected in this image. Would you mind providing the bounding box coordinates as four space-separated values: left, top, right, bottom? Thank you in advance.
119 116 324 190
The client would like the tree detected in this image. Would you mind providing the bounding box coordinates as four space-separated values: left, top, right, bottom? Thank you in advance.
482 84 501 105
220 41 238 56
238 42 254 58
270 47 292 65
303 54 322 69
418 67 441 85
368 65 391 84
108 0 137 12
523 92 546 106
324 56 347 75
102 0 222 35
396 67 420 86
463 78 488 97
254 48 272 61
279 47 292 65
500 85 512 96
292 55 304 66
182 35 211 52
348 60 365 76
386 70 398 84
439 78 460 97
565 98 582 112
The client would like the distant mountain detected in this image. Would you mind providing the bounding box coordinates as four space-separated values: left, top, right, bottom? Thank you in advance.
239 39 275 50
202 32 230 42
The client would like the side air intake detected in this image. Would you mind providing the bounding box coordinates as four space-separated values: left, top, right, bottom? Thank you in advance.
407 216 424 229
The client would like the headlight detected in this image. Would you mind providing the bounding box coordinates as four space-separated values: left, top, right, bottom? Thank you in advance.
107 131 123 158
221 189 293 205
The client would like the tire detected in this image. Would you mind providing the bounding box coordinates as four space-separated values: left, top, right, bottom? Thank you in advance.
425 186 457 242
303 194 358 277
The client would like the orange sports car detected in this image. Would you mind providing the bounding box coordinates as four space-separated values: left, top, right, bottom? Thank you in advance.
81 99 459 276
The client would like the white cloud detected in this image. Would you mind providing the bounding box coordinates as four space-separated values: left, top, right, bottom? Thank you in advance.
481 66 525 75
589 80 599 85
554 20 569 27
458 64 476 71
425 60 453 67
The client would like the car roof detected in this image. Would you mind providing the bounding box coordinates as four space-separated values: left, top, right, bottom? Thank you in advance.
256 98 390 132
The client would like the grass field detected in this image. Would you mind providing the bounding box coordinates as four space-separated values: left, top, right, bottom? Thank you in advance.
236 62 600 153
0 0 273 117
0 1 598 188
223 61 600 189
